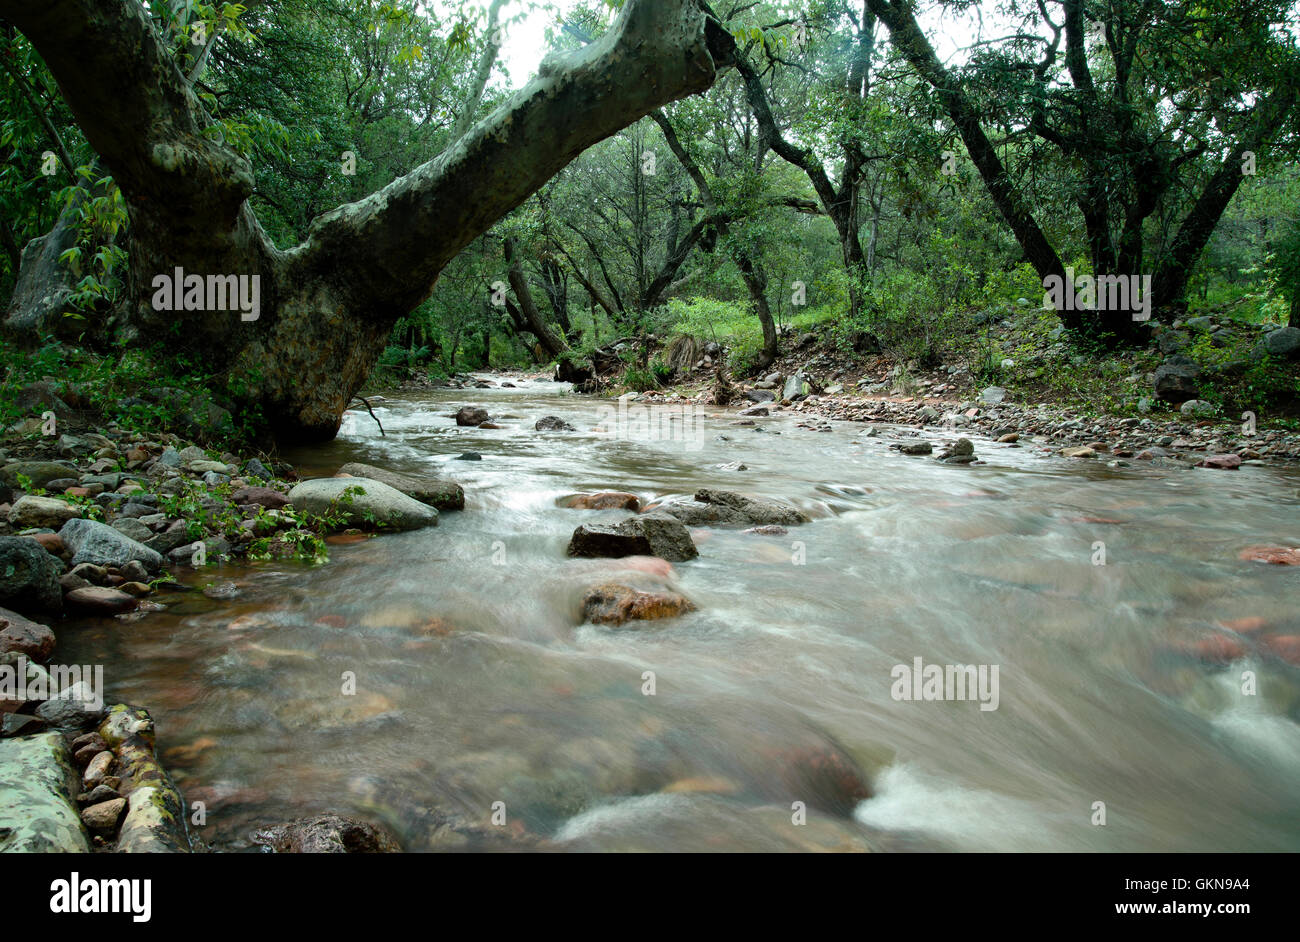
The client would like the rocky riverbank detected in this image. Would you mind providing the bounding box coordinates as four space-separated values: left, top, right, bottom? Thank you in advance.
609 374 1300 468
0 418 467 852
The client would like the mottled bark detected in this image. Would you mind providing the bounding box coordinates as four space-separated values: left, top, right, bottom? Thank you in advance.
1 0 733 440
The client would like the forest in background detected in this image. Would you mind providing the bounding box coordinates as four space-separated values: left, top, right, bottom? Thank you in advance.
2 0 1299 443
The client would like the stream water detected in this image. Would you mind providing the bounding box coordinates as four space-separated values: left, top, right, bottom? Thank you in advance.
60 377 1300 851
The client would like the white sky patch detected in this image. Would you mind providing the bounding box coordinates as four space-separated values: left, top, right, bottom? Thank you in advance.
427 0 1010 90
419 0 582 86
499 0 581 81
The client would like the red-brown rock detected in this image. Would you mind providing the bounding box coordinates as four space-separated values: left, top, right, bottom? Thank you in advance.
561 492 642 511
0 606 55 661
581 583 696 626
1239 546 1300 565
1262 635 1300 666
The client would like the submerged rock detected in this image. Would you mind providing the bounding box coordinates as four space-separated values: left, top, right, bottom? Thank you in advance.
253 813 402 853
1196 454 1241 470
535 416 576 431
656 489 809 528
581 583 697 626
559 492 641 511
1238 545 1300 565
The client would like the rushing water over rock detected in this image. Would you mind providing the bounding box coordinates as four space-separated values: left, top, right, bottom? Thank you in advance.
59 376 1300 851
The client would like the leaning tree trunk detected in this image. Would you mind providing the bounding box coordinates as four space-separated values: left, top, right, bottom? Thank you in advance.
1 0 734 441
504 237 567 358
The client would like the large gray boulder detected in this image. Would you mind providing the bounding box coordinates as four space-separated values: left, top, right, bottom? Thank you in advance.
1153 356 1200 404
58 518 164 572
656 489 809 528
287 478 439 531
567 513 698 562
1263 325 1300 359
782 373 809 401
0 732 90 852
336 463 464 511
0 460 78 490
0 536 63 614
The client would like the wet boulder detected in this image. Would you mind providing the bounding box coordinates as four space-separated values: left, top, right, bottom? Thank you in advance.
656 489 809 528
336 462 463 511
286 478 439 531
559 492 641 511
253 813 402 853
581 583 697 626
455 406 490 427
567 514 698 562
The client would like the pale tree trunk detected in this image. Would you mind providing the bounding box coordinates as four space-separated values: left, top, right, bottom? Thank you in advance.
451 0 509 142
0 0 734 441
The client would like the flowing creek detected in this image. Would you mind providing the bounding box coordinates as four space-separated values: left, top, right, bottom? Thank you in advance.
59 377 1300 851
